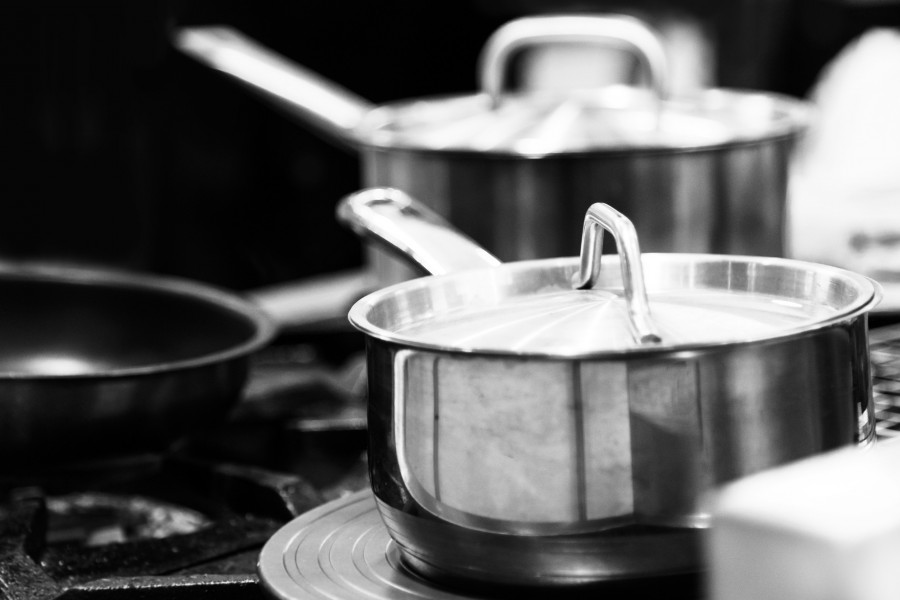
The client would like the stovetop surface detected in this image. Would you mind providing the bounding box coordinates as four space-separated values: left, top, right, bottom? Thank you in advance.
5 323 900 600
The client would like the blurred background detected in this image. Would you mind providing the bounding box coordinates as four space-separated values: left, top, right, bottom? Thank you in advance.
1 0 899 292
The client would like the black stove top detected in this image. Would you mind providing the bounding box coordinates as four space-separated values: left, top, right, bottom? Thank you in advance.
5 323 900 600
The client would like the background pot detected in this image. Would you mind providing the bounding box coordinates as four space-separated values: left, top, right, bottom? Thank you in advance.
337 187 879 586
175 14 810 286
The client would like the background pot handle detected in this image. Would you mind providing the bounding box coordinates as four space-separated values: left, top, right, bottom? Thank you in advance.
336 188 502 276
478 14 669 108
173 26 373 150
574 203 662 345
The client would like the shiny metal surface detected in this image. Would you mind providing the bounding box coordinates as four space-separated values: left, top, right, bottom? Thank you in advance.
259 490 463 600
258 489 702 597
574 203 661 345
362 89 807 154
0 261 369 468
175 15 809 285
0 261 274 376
173 26 372 151
335 188 501 276
353 256 878 355
0 261 277 468
341 190 879 355
363 288 876 586
361 128 801 285
338 188 879 585
478 14 669 111
0 262 272 467
176 18 805 155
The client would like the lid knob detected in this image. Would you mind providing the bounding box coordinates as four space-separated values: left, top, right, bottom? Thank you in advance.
573 203 662 345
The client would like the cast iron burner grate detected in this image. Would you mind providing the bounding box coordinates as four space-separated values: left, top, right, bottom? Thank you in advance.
868 323 900 440
0 460 310 600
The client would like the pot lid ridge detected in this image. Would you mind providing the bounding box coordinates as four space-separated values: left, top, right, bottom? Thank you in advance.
362 87 810 155
349 254 879 357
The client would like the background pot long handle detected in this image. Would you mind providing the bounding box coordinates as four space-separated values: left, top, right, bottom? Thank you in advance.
336 188 502 276
173 25 374 150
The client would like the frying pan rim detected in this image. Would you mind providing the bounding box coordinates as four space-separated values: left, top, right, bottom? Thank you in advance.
0 260 277 380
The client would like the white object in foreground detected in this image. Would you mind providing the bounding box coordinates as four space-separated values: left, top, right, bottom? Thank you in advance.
707 440 900 600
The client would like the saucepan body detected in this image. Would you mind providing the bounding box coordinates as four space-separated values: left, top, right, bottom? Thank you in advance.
338 188 880 586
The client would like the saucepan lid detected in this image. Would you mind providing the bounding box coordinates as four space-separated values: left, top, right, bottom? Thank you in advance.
338 189 880 357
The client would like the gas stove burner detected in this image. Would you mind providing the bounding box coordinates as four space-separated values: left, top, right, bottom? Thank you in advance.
258 491 701 600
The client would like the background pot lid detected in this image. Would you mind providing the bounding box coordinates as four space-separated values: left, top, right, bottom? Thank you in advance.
362 14 808 156
363 87 809 156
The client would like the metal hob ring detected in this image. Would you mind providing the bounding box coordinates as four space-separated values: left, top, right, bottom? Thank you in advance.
258 490 476 600
257 490 701 600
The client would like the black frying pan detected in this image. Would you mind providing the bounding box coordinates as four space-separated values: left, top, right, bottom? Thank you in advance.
0 260 370 470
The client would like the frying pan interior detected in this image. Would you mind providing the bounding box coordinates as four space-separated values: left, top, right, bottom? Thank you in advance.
0 271 271 377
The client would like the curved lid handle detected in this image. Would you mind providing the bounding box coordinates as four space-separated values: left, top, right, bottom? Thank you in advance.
478 14 669 109
574 203 662 345
336 188 502 276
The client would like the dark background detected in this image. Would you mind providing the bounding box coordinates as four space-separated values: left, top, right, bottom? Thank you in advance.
0 0 897 292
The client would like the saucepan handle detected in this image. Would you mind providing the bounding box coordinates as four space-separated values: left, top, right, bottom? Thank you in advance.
336 188 502 276
478 14 669 109
574 203 662 345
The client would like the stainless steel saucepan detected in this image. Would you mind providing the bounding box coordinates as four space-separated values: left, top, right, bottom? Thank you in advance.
336 187 879 586
175 14 810 285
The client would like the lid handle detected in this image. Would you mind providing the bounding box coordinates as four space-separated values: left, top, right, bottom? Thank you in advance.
478 14 669 109
574 203 662 345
